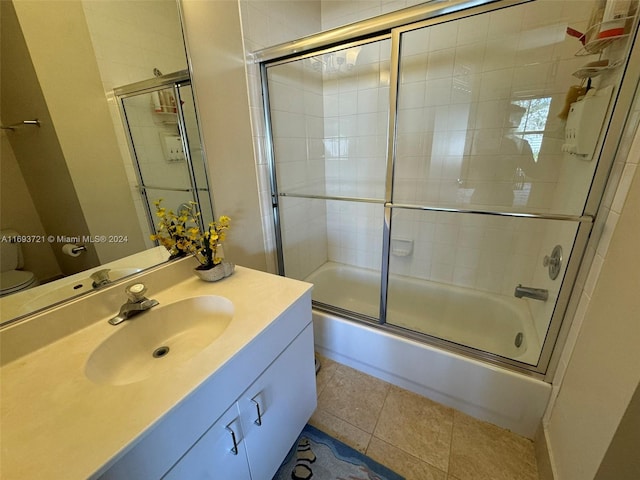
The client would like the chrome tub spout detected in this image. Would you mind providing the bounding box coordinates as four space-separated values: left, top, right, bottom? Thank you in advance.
514 284 548 302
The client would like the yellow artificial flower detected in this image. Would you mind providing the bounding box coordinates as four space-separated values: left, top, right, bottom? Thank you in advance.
151 198 230 268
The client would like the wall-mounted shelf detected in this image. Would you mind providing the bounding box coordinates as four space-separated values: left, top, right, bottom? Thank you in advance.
576 33 630 56
575 15 634 56
573 59 623 79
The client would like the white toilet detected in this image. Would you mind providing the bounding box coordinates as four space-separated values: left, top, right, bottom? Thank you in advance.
1 230 38 297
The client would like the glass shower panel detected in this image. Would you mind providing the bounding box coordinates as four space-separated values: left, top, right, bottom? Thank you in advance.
267 39 391 200
393 1 628 216
385 209 579 364
122 88 193 193
119 79 213 236
279 196 383 319
177 83 213 225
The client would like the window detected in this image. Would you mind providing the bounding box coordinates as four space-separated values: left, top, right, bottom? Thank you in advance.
512 97 552 162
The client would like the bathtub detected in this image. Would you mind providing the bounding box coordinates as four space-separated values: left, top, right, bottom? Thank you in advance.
307 262 540 364
306 262 551 438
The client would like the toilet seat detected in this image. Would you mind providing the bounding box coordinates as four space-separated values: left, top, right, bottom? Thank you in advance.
0 270 38 297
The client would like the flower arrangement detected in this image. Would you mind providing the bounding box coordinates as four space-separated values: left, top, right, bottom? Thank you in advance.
150 199 230 270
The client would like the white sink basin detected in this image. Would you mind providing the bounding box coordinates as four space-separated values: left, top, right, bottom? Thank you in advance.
85 295 234 386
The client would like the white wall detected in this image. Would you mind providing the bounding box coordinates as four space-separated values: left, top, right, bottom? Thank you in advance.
540 85 640 479
82 0 188 250
181 0 268 271
0 132 60 282
544 153 640 480
11 0 147 266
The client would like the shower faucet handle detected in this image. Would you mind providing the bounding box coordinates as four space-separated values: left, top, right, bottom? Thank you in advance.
543 245 563 280
543 255 559 267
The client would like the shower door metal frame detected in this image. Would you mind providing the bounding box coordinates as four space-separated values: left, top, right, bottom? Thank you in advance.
114 71 214 238
258 0 640 377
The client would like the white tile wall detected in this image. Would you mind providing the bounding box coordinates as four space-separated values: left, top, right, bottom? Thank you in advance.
315 1 599 313
268 59 330 280
240 0 323 274
393 1 596 216
241 1 635 365
544 76 640 425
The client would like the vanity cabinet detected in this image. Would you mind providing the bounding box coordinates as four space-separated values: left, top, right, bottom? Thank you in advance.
239 323 316 478
98 292 316 480
164 324 315 479
163 403 251 479
1 260 315 480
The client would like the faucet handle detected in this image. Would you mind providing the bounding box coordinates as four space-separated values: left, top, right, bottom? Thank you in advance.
126 283 148 302
90 268 111 287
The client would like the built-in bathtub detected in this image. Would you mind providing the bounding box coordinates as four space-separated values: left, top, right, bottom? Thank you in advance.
307 262 551 438
307 262 540 364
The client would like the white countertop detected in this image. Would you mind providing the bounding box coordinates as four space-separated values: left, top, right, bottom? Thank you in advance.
0 246 171 322
0 259 312 480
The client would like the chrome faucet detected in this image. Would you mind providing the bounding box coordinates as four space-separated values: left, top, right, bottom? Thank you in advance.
91 269 111 288
514 284 548 302
109 283 159 325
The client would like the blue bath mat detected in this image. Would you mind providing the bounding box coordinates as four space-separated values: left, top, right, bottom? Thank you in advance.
273 424 405 480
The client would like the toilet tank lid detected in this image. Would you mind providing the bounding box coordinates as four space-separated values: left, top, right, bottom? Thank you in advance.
0 230 23 271
0 269 35 291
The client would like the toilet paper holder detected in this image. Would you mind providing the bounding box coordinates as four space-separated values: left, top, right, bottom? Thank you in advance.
62 244 87 257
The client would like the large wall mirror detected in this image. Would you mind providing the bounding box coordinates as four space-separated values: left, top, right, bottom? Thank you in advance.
0 0 209 323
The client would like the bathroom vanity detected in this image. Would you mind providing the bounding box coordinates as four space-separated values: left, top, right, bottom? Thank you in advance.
0 258 316 479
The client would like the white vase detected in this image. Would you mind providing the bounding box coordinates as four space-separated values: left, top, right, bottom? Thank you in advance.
194 261 235 282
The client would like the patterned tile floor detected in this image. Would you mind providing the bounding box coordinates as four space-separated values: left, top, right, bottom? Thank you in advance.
310 356 539 480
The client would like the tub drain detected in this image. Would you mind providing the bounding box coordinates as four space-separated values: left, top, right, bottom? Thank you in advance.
152 346 170 358
514 332 524 348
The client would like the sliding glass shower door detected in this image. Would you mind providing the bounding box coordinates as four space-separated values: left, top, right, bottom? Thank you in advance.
384 3 629 366
266 39 391 319
116 72 213 237
262 0 639 373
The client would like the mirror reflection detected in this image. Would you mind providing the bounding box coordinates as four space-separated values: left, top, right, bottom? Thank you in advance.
117 75 213 232
0 0 210 322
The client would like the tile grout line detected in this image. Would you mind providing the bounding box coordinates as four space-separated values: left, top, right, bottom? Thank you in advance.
447 409 457 478
368 383 449 478
365 381 393 455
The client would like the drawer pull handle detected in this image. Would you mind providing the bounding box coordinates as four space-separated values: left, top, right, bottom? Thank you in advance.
225 425 239 455
251 398 263 426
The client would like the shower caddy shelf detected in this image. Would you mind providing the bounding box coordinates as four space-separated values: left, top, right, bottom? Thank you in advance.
571 15 636 79
574 15 635 56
